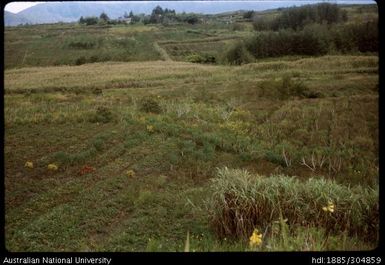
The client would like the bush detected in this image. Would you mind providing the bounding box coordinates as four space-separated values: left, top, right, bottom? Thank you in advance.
231 23 245 31
75 56 87 66
89 106 114 123
80 16 99 26
68 40 96 49
245 29 328 58
89 55 100 63
243 10 255 20
186 54 205 63
222 41 254 65
207 167 379 241
302 90 324 98
184 14 199 25
259 76 309 100
350 20 378 53
92 87 103 95
186 53 216 64
252 15 273 31
139 97 162 113
267 3 347 31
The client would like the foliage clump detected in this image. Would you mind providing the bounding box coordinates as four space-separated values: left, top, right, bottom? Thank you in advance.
259 75 310 100
222 41 254 65
186 53 216 64
75 56 87 65
253 3 348 31
139 97 162 114
207 167 379 242
89 106 115 123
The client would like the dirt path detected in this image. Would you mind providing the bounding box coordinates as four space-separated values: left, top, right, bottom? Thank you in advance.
153 42 172 61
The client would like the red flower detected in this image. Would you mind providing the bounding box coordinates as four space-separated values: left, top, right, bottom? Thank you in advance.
79 165 95 175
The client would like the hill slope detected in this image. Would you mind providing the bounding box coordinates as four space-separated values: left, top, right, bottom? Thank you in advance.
5 1 374 26
4 10 32 26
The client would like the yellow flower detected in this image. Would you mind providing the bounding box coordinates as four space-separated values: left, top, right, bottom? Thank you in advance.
25 161 34 168
249 229 263 248
47 164 58 171
146 125 154 133
127 169 135 177
322 201 335 213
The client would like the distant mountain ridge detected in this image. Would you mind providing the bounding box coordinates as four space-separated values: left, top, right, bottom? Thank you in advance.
4 10 33 26
4 1 373 26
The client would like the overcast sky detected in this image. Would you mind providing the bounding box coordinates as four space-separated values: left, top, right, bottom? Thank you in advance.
4 1 375 14
5 2 43 13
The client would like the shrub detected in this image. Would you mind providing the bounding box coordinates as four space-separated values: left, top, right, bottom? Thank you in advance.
80 16 99 25
231 23 245 31
51 149 97 166
89 55 100 63
207 167 379 242
68 40 96 49
186 53 216 64
185 14 199 25
350 20 378 53
92 87 103 95
89 106 114 123
259 76 310 100
245 29 328 58
267 3 348 31
252 15 274 31
139 97 162 114
243 10 255 20
75 56 87 66
281 75 308 98
222 41 254 65
186 54 205 63
302 90 324 98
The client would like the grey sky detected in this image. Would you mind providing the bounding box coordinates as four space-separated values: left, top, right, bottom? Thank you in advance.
4 2 43 13
4 1 375 14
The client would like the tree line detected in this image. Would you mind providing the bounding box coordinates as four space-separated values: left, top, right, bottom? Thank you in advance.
78 6 200 26
252 3 348 31
223 3 377 64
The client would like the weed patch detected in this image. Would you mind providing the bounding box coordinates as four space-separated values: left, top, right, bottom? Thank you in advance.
207 167 378 242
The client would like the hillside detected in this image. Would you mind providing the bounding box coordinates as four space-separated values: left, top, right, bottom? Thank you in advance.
4 4 378 69
4 2 379 253
4 10 32 26
4 56 379 251
4 1 376 26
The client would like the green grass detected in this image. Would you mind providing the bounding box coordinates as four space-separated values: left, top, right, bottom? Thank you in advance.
4 7 378 251
4 22 251 69
207 167 378 242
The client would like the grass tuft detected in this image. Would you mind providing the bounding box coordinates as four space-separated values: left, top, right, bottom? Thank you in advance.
207 167 379 242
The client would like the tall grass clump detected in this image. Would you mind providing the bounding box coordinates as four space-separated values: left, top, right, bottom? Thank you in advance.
222 41 254 65
259 75 310 100
88 106 115 123
207 167 378 242
139 97 162 114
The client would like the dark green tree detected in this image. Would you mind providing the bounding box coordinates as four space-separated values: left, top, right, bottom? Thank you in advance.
99 12 110 22
152 6 164 16
83 16 99 25
243 10 255 19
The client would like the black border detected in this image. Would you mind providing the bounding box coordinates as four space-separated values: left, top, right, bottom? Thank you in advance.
1 0 383 263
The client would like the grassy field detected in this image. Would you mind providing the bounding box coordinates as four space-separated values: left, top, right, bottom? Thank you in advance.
5 4 378 69
4 4 379 252
4 22 251 69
